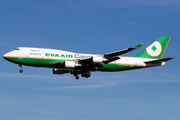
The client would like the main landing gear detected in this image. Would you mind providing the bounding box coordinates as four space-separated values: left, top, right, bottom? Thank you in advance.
72 71 91 80
19 65 23 73
71 71 79 80
81 73 91 78
75 76 79 80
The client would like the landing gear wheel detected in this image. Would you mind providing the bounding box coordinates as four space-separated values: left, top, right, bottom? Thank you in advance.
81 73 85 77
76 76 79 80
19 69 23 73
87 73 91 77
19 64 23 73
85 73 91 78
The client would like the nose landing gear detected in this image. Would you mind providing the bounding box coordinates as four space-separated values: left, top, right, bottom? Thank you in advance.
19 69 23 73
19 65 23 73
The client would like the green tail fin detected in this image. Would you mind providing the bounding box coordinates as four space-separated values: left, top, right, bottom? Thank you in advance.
135 36 171 59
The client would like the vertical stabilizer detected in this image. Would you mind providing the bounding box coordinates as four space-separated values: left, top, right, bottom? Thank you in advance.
135 37 171 59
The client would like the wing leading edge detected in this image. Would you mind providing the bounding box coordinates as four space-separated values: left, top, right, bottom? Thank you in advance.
104 43 143 57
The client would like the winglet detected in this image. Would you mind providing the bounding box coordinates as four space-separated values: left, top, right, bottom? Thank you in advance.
134 43 143 48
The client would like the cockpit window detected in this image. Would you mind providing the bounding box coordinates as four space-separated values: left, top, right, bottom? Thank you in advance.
15 48 20 50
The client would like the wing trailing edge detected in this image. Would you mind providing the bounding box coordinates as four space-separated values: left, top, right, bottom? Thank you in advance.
104 43 143 57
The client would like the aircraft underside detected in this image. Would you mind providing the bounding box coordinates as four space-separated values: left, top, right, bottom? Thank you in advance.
4 56 145 79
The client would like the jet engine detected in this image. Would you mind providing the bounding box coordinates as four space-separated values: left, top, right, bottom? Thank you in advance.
92 56 107 63
92 55 120 64
53 69 70 74
64 61 76 68
53 61 81 68
92 56 103 63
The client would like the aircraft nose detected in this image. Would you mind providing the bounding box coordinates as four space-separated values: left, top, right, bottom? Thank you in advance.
3 53 7 57
3 53 9 60
3 52 13 61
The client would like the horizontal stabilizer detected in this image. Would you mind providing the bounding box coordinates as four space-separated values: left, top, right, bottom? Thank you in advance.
144 57 174 64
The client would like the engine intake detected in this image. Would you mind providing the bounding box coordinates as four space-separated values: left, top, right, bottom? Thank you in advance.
92 56 104 63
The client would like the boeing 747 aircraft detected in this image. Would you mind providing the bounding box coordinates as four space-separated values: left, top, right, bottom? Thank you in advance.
3 37 174 79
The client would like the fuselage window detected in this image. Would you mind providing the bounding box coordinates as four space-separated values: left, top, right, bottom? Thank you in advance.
31 50 37 52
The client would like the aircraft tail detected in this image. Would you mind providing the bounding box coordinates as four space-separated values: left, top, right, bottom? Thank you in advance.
135 36 171 59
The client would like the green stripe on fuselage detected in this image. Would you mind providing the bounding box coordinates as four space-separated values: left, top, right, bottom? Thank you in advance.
4 57 64 68
4 57 144 71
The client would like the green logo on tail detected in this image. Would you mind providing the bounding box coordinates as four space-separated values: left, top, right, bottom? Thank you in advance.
146 41 162 57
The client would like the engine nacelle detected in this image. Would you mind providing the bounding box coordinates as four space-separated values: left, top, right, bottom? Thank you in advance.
65 61 76 68
92 56 104 63
56 61 80 68
53 69 69 74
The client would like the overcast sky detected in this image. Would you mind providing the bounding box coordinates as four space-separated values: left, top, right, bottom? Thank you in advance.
0 0 180 120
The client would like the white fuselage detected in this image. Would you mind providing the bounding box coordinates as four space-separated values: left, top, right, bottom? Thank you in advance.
3 47 165 68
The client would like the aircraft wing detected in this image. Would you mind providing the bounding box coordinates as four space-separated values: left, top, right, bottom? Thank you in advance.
104 43 143 57
78 43 143 64
54 43 143 71
77 43 143 65
78 56 121 64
